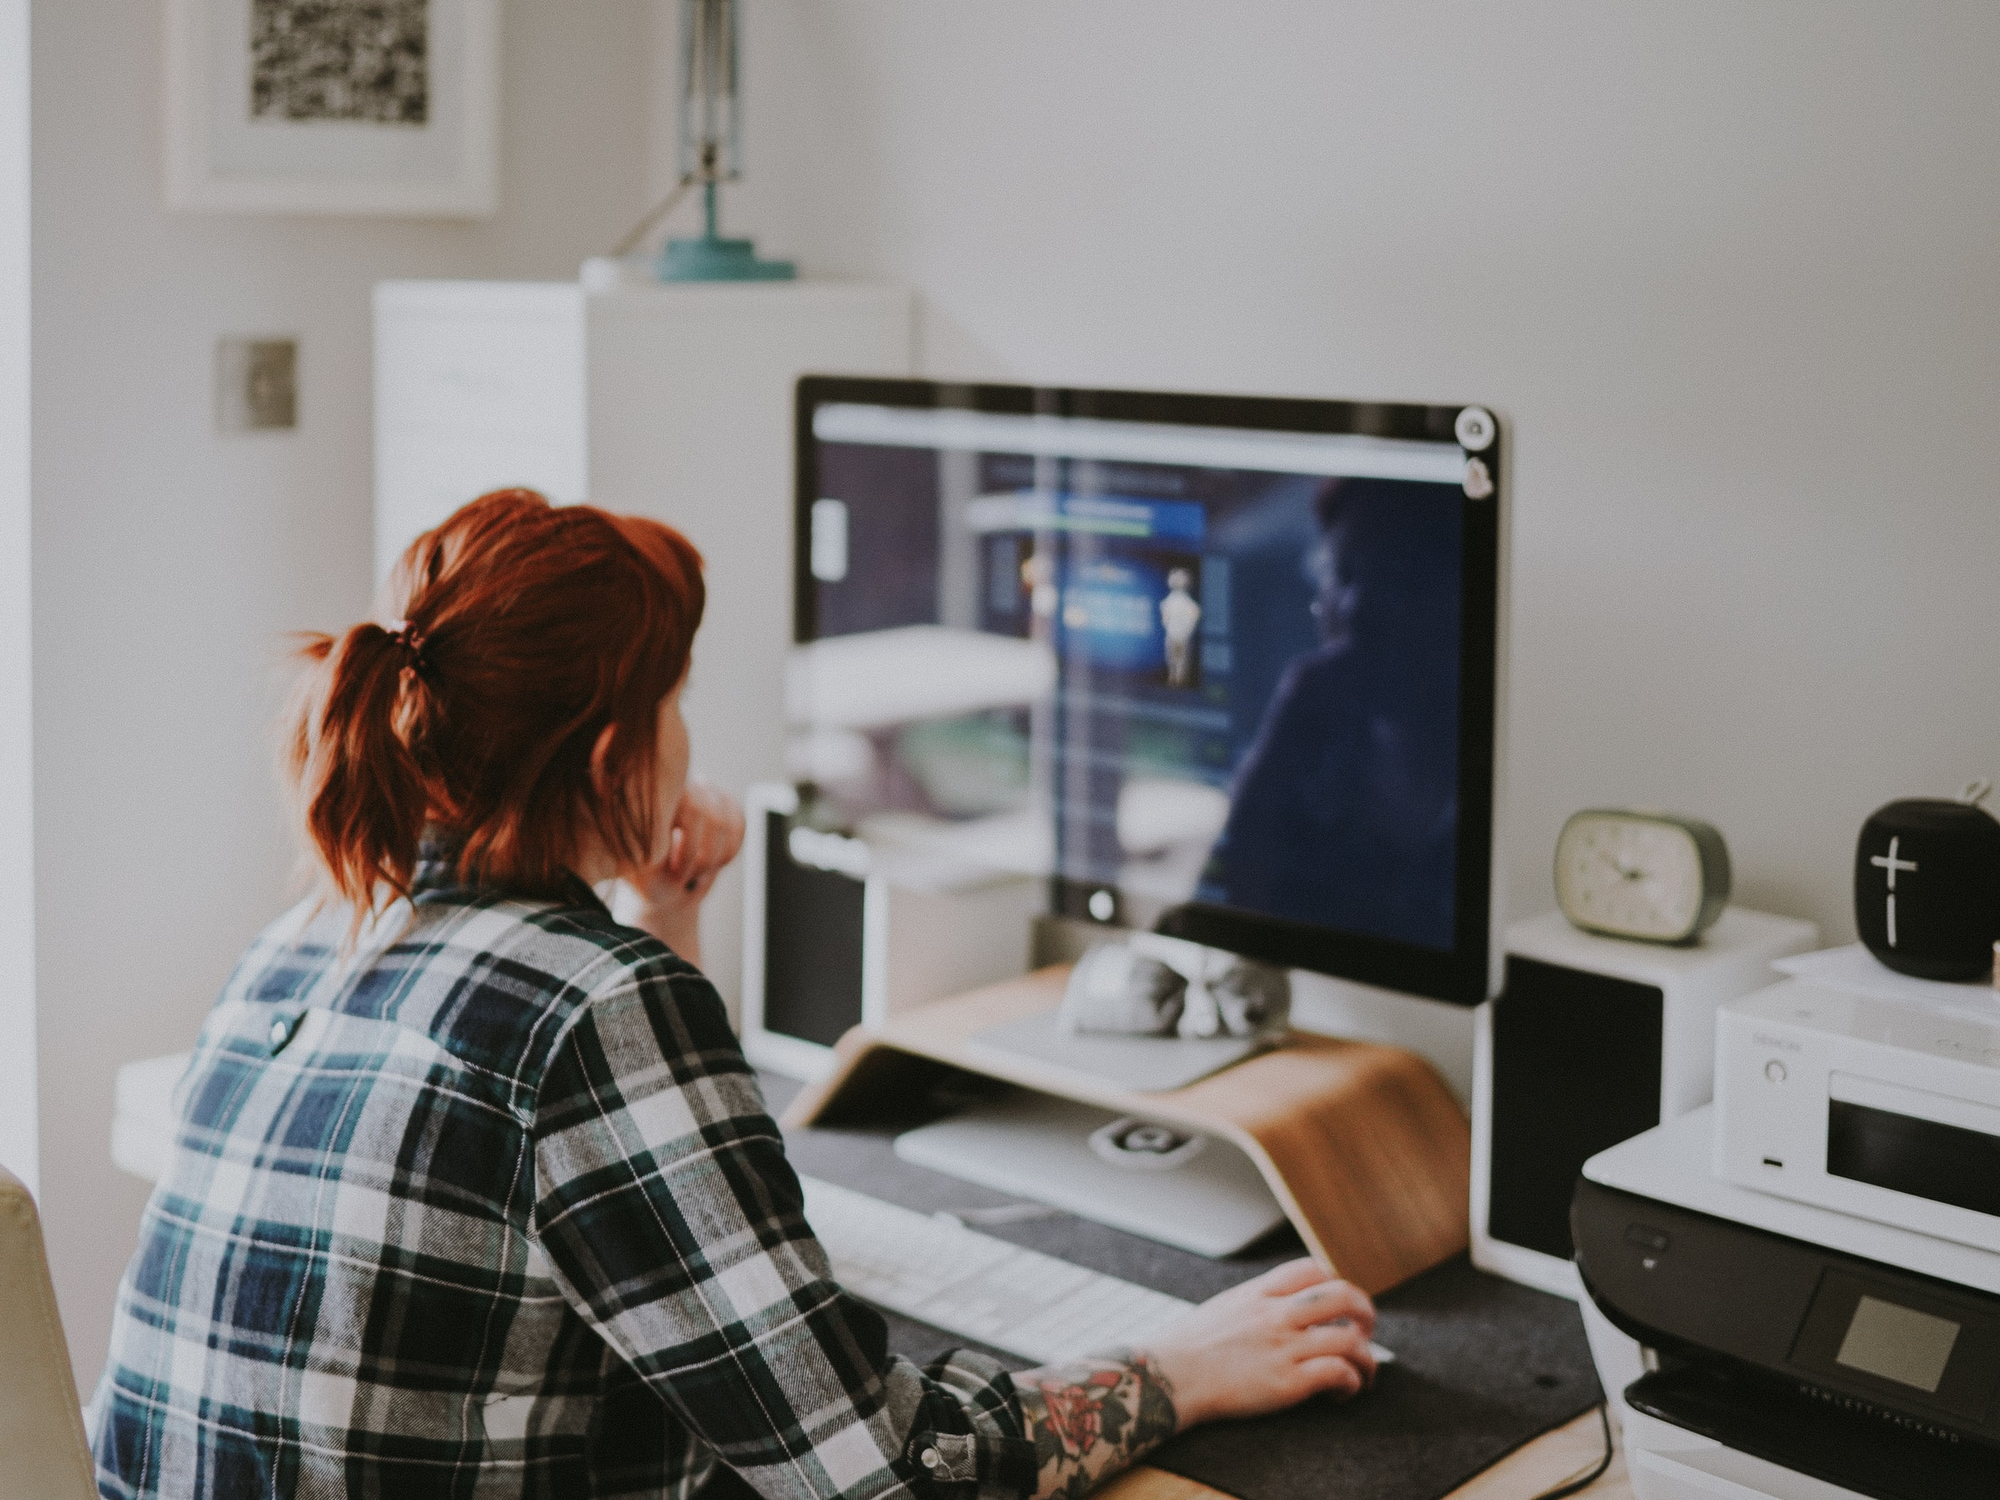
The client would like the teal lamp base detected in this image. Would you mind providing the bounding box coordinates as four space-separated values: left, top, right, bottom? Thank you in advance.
656 234 795 282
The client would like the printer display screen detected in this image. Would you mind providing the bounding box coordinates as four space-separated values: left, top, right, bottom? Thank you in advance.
1835 1295 1962 1394
1790 1268 2000 1423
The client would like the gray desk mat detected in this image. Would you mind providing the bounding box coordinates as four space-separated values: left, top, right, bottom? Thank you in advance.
764 1074 1603 1500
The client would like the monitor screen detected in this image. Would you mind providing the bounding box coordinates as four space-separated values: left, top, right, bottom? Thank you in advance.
791 379 1502 1005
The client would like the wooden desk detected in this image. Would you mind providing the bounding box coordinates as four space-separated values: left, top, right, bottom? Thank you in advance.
1105 1410 1631 1499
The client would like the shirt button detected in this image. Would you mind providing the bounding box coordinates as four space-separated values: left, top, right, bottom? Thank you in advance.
270 1016 295 1051
920 1448 940 1470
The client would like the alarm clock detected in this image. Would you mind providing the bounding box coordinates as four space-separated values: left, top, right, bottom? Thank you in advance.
1854 783 2000 981
1553 809 1731 944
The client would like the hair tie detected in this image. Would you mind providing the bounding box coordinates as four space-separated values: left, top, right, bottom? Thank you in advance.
384 619 433 678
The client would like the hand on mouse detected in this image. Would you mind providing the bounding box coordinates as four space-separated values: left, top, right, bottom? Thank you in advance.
1014 1261 1375 1498
1143 1259 1377 1427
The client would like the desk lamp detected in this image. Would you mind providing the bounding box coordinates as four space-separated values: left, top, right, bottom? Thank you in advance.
609 0 794 283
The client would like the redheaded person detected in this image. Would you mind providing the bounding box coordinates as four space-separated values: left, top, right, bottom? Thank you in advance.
89 489 1377 1500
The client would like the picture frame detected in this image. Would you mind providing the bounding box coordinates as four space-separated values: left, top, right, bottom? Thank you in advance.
164 0 499 217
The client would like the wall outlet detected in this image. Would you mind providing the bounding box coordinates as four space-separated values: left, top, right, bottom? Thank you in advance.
216 337 297 431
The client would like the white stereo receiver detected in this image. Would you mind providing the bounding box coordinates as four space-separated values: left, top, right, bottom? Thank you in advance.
1715 975 2000 1251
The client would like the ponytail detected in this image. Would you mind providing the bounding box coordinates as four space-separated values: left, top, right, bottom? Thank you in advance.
281 489 704 922
285 622 437 917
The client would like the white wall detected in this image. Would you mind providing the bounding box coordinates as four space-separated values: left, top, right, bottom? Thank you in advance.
728 0 2000 946
0 0 31 1197
32 0 659 1389
30 0 2000 1397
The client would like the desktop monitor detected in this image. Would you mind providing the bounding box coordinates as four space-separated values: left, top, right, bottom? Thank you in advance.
789 378 1505 1007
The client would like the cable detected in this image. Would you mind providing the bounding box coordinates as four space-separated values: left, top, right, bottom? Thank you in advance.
607 176 700 260
1528 1402 1614 1500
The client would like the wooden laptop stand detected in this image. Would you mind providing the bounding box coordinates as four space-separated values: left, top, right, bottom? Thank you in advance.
782 965 1472 1295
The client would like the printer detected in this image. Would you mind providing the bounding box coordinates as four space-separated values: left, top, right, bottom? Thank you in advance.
1573 959 2000 1500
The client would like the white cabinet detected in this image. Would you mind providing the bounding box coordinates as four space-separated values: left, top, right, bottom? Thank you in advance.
375 281 591 578
374 279 915 1017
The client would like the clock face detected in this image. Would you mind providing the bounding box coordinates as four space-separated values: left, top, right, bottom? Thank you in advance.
1555 812 1708 942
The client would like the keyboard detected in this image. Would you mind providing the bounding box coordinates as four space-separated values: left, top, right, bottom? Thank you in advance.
800 1175 1392 1368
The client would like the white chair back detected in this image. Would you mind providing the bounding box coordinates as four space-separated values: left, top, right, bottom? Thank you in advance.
0 1167 97 1500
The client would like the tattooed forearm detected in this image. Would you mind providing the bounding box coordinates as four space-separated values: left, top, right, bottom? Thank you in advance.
1015 1349 1179 1500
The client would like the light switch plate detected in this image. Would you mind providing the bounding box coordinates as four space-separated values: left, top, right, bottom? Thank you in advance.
216 337 297 431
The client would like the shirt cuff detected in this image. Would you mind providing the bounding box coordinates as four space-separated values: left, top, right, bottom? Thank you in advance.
902 1349 1040 1499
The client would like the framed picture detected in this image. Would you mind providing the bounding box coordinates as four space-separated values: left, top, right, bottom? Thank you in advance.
164 0 499 217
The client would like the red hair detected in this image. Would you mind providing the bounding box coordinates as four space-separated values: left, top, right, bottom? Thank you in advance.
284 489 705 913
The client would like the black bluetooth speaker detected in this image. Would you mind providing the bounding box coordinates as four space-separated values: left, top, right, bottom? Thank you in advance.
1854 796 2000 981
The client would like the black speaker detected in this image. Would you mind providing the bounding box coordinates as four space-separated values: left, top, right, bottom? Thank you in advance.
740 783 1044 1079
1487 956 1662 1265
760 808 868 1049
1472 909 1817 1296
1854 795 2000 982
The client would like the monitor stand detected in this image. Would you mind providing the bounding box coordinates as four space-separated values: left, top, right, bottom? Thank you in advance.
894 1091 1288 1258
782 964 1472 1295
968 1009 1270 1093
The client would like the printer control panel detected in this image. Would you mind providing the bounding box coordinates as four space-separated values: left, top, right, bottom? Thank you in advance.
1573 1177 2000 1448
1790 1268 2000 1427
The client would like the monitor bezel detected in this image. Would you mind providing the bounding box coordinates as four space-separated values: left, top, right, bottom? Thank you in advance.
794 374 1503 1008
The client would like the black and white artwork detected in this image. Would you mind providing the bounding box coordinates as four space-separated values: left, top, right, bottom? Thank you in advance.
167 0 494 215
251 0 430 124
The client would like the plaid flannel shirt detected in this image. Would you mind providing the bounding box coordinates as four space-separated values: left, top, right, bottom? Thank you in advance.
89 853 1039 1499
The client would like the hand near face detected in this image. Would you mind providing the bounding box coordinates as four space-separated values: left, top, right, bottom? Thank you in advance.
627 778 745 965
663 780 746 901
